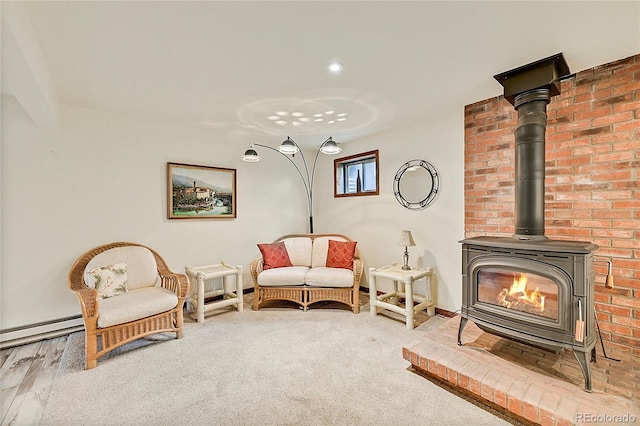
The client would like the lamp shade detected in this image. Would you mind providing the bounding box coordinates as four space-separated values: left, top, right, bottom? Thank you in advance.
242 147 260 162
278 137 298 154
397 230 416 247
320 138 342 154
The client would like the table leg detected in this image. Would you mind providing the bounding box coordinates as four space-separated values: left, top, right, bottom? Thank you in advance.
236 266 244 312
369 268 377 317
404 277 414 329
426 275 435 317
197 276 205 323
391 280 399 305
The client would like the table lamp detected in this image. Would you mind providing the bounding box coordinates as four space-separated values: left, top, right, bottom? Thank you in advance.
398 230 416 270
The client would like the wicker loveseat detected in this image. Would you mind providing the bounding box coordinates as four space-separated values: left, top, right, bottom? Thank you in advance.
68 242 189 369
250 234 363 313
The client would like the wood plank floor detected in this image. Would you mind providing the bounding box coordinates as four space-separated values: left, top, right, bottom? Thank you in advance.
0 336 68 426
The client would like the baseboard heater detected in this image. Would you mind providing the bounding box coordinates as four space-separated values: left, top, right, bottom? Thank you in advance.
0 315 84 349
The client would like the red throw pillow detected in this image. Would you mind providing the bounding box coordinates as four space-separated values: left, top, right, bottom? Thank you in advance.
326 239 357 270
257 241 293 270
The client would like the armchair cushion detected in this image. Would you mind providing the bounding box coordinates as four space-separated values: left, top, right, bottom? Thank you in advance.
326 240 357 270
257 242 292 270
257 266 309 287
97 287 179 328
85 246 159 290
85 262 128 299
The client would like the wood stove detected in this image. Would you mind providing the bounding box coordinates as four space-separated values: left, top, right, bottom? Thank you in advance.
458 54 599 392
459 237 598 391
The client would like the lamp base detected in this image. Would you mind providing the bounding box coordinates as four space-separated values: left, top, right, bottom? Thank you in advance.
402 248 411 270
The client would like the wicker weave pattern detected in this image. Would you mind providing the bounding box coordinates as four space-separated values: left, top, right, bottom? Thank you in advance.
68 242 189 369
250 234 362 313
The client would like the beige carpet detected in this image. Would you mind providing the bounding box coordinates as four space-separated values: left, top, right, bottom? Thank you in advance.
41 300 510 426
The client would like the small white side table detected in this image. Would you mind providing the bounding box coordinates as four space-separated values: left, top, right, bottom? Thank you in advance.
185 262 243 323
369 263 435 329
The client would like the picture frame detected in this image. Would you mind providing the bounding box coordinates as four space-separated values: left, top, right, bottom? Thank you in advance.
167 162 236 219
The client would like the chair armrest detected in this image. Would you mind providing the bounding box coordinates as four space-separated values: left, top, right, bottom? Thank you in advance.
159 272 189 298
250 259 264 284
69 285 99 319
352 258 363 289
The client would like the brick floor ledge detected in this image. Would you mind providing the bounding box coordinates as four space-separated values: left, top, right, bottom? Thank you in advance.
403 316 640 426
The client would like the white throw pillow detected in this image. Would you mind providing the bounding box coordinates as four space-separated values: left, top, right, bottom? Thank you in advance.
86 262 129 299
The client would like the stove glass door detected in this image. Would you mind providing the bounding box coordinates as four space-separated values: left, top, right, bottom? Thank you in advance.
477 268 559 321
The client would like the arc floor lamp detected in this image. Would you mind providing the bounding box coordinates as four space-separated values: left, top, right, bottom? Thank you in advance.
242 136 341 233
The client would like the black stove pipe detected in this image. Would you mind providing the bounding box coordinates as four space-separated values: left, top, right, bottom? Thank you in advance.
494 53 570 239
513 89 550 238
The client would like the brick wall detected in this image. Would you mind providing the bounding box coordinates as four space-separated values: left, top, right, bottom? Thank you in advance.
464 54 640 354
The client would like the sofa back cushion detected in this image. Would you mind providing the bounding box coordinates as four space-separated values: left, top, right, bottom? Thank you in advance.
282 237 312 267
85 246 159 290
311 236 349 268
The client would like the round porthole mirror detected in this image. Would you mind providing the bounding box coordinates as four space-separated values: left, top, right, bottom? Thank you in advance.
393 159 440 210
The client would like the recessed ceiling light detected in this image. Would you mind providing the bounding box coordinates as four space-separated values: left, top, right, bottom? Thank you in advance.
276 111 288 116
327 62 343 73
267 115 280 120
314 118 323 122
276 120 287 126
325 110 335 115
291 112 304 117
313 113 323 117
337 113 348 117
337 118 346 122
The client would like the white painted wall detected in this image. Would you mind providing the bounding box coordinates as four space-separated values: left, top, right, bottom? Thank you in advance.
0 97 309 330
1 96 465 332
314 111 465 311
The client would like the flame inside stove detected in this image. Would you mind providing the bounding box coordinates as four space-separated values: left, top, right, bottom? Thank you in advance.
497 273 546 312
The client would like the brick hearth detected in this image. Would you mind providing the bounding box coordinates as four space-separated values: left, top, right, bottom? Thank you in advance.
403 316 639 425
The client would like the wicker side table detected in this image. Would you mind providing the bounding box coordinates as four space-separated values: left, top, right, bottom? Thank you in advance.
185 262 243 323
368 263 435 329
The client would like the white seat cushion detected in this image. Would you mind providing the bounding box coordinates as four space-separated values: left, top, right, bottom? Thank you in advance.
282 238 312 267
304 267 354 288
97 287 178 328
257 266 308 287
85 246 159 290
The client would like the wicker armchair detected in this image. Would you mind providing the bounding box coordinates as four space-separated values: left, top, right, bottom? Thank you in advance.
68 242 189 369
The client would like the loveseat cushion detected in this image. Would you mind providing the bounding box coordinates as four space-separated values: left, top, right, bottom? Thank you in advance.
282 237 312 267
311 236 348 268
85 246 159 290
257 266 309 287
97 287 178 328
304 267 354 288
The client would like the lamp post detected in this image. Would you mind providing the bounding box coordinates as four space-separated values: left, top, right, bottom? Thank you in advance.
242 136 341 233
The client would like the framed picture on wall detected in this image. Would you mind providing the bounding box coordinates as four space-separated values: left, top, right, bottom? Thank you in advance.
167 162 236 219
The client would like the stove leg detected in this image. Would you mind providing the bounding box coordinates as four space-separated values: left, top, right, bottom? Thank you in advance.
457 317 468 346
573 350 593 393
